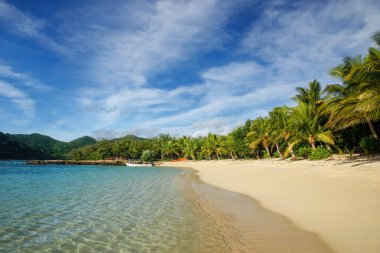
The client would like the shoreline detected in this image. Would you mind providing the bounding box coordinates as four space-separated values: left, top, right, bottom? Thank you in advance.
186 169 334 253
26 160 126 166
161 157 380 253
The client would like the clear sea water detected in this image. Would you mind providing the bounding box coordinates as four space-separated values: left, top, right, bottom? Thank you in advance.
0 161 229 252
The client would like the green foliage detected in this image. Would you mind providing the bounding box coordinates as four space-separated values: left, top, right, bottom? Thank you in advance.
296 146 313 158
141 150 153 163
68 136 97 149
359 136 380 154
0 132 46 159
0 132 96 160
308 147 331 160
325 33 380 134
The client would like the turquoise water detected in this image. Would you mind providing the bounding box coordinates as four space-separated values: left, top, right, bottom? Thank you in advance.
0 161 228 252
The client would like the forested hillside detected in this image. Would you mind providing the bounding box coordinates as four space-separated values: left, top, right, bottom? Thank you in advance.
0 133 96 159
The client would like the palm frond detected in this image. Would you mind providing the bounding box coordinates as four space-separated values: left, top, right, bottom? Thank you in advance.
315 131 335 145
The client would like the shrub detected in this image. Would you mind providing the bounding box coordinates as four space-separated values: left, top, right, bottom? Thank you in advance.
273 151 280 158
263 152 270 159
359 136 380 154
296 146 313 158
308 147 330 160
141 150 153 163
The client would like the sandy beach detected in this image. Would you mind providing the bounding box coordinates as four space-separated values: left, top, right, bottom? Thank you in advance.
161 157 380 253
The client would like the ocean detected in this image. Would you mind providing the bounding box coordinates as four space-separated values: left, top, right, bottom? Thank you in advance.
0 161 229 252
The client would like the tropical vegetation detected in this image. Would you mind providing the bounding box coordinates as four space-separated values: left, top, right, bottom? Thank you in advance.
0 133 96 159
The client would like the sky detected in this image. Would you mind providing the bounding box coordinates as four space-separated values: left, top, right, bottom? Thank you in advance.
0 0 379 141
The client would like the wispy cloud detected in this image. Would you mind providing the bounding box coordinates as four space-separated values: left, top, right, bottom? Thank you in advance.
0 0 68 54
0 62 51 122
240 0 380 85
0 80 35 118
63 0 235 87
86 0 380 138
2 0 379 139
88 59 295 138
0 63 50 90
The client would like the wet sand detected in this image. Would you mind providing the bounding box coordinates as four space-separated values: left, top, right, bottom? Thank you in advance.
190 174 334 253
162 157 380 253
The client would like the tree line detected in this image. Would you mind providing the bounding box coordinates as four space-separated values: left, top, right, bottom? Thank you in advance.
68 32 380 161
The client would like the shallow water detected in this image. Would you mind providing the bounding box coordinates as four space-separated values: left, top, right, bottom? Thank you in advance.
0 161 229 252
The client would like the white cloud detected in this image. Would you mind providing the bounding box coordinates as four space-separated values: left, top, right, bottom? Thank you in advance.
0 64 49 90
0 0 68 54
61 0 235 87
240 0 380 86
0 80 35 118
202 61 265 88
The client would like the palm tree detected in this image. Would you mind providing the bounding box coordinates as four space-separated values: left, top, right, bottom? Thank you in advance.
163 139 179 160
152 134 171 160
268 106 291 159
325 42 380 139
201 138 213 160
293 80 324 112
290 102 334 149
225 134 237 159
247 117 271 158
181 137 198 160
215 135 227 160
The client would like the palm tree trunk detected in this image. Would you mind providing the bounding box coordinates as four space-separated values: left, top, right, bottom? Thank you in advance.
311 142 316 149
287 143 297 160
230 152 235 159
275 142 284 159
264 145 271 158
255 151 260 159
367 119 378 139
216 153 220 160
265 147 271 158
290 149 296 160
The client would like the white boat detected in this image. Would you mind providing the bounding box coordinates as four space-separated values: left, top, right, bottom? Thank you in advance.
125 162 153 167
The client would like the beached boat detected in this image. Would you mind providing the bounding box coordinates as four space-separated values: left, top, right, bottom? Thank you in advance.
125 162 153 167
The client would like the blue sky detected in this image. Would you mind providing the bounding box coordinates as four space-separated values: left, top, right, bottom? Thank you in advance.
0 0 379 141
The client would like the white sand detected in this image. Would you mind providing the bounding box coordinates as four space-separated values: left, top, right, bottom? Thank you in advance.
161 157 380 253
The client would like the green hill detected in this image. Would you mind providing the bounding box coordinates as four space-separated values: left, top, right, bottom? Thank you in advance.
112 134 146 142
0 132 97 159
68 136 97 149
0 133 50 159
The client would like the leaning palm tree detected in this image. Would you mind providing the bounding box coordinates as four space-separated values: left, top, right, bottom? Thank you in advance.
224 134 238 159
325 40 380 138
201 138 213 160
180 137 198 160
215 135 227 160
163 139 179 160
268 106 289 159
268 106 300 159
247 117 271 158
290 102 335 149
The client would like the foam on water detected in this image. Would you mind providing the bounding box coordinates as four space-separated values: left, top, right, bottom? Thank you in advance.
0 162 230 252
